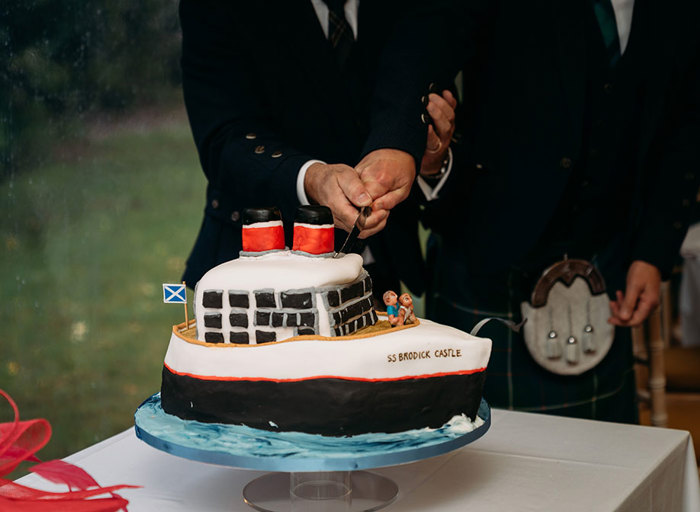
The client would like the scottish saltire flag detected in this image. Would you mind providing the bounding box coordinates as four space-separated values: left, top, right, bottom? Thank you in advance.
163 283 187 304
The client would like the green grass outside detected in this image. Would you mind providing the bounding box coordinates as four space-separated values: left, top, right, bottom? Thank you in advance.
0 110 205 471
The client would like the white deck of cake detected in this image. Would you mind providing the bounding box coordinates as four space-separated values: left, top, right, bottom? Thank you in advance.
195 252 364 292
164 317 491 380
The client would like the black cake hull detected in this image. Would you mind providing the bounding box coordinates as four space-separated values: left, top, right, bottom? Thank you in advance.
161 366 486 436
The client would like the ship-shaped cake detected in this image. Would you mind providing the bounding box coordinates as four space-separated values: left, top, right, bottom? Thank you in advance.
161 206 491 436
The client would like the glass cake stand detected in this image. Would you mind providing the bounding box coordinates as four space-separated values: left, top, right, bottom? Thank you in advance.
134 394 491 511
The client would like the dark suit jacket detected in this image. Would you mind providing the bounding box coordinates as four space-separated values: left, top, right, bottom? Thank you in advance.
179 0 453 289
420 0 700 293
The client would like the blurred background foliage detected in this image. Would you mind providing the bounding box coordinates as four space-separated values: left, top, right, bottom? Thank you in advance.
1 1 182 174
1 0 207 474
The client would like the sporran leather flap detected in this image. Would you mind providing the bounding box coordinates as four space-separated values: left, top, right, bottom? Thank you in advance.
520 259 614 375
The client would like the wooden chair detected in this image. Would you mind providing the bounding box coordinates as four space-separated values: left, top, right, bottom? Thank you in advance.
632 281 670 427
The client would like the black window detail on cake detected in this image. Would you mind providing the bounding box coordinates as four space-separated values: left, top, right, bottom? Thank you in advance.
362 275 373 294
229 331 250 344
229 313 248 328
255 290 276 308
280 291 313 309
228 292 249 308
340 281 364 304
366 312 375 325
202 290 223 308
326 284 376 335
299 312 315 327
339 297 371 324
205 332 225 344
256 330 276 343
297 327 315 336
271 312 284 327
204 313 222 329
326 290 340 308
286 313 298 327
255 311 271 326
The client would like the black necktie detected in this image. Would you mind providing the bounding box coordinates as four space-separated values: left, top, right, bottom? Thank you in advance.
591 0 621 67
323 0 354 70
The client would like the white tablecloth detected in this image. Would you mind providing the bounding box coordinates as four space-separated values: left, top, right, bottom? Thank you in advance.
17 409 700 511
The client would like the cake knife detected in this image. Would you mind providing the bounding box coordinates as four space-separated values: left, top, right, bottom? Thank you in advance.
335 206 372 257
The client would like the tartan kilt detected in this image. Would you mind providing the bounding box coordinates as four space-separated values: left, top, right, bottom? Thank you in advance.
425 239 639 424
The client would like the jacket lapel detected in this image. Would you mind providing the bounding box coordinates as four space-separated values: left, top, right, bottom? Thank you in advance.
271 1 340 106
630 0 656 167
552 0 587 159
270 1 360 135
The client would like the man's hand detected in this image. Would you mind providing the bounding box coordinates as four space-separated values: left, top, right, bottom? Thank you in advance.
421 90 457 176
608 260 662 327
304 162 388 236
355 148 416 212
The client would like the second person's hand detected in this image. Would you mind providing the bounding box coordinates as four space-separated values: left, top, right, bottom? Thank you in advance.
355 148 416 213
421 90 457 177
304 162 388 237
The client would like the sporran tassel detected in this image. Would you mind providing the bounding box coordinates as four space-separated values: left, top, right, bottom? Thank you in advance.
546 330 561 359
582 324 596 353
566 336 579 365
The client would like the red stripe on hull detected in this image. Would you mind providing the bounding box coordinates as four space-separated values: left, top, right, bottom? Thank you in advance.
163 362 486 383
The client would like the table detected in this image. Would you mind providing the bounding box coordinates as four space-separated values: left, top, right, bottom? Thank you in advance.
16 409 700 511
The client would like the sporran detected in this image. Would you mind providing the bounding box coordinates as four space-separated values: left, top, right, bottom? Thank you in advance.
520 259 614 375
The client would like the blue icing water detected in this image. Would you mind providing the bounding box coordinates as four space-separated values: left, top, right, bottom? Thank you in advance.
135 394 488 466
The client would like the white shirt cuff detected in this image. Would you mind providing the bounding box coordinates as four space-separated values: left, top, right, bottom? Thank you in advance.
297 159 326 205
416 147 453 201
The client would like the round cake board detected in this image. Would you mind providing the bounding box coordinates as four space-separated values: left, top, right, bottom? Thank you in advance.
134 393 491 473
135 394 490 511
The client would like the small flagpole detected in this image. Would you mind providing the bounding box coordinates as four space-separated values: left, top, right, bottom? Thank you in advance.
182 281 189 329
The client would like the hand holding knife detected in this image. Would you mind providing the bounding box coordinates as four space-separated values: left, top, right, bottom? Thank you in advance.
335 205 372 257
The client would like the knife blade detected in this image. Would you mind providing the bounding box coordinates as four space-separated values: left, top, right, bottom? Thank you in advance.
335 206 372 257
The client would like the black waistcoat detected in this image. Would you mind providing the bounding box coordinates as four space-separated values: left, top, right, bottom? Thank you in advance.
520 2 645 271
